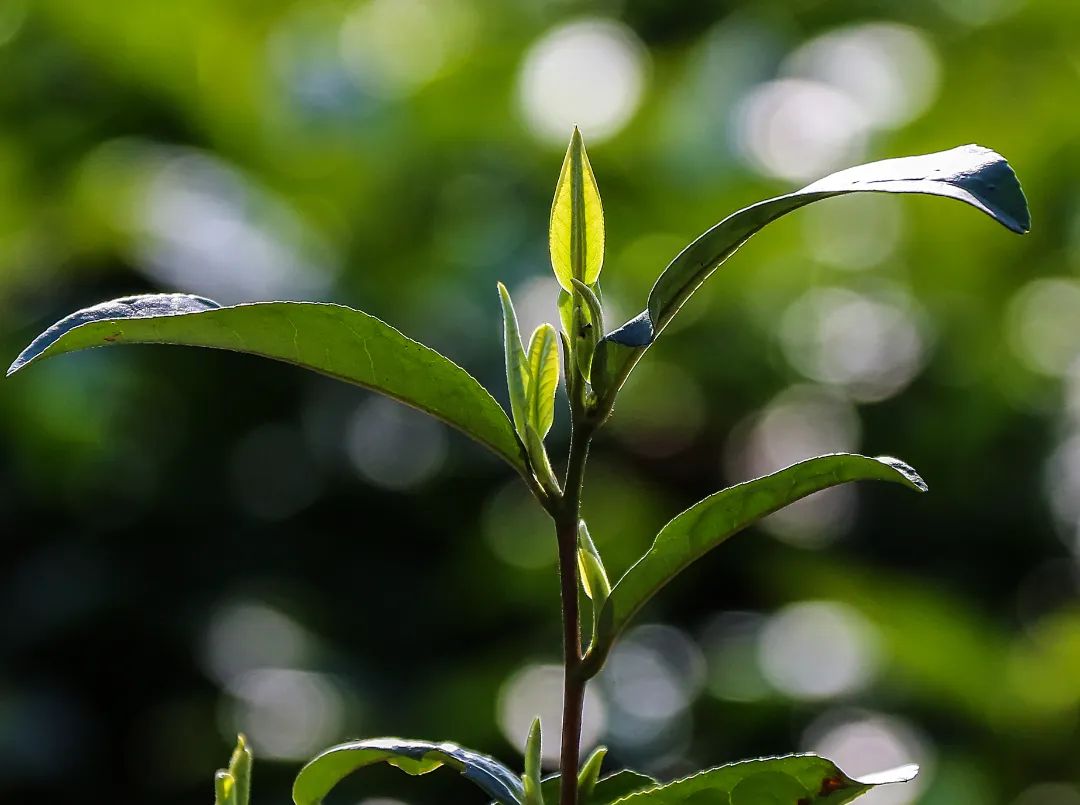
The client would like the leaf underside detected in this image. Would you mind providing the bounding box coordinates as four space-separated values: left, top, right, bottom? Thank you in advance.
589 454 926 669
293 738 525 805
594 144 1030 398
609 754 918 804
7 294 527 476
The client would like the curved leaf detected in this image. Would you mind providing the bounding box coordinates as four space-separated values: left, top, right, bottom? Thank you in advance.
8 294 527 476
608 754 917 805
586 454 926 671
550 126 605 291
499 283 531 437
527 324 560 438
594 145 1029 400
293 738 525 805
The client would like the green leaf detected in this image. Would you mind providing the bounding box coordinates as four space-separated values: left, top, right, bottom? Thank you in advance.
550 126 604 292
526 324 560 438
8 294 527 476
215 771 236 805
577 746 608 802
594 145 1030 401
293 738 525 805
605 754 918 805
499 283 532 437
587 454 926 671
523 718 544 805
228 734 253 805
577 521 611 609
524 422 561 497
540 769 659 805
570 279 605 341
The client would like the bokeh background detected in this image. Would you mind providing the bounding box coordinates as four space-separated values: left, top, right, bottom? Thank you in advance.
2 1 1079 803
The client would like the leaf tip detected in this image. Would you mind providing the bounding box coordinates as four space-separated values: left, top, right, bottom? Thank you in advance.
876 456 928 492
854 763 920 786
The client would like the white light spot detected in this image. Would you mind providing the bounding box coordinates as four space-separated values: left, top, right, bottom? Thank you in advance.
804 711 930 805
347 397 447 490
225 669 344 761
784 23 940 129
734 78 869 181
779 285 928 402
511 277 563 345
202 601 310 686
602 625 705 721
340 0 477 97
759 601 880 699
727 385 861 547
497 664 606 766
1007 278 1080 377
518 19 647 144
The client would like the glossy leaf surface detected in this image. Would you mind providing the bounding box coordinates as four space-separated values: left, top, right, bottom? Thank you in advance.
293 738 525 805
550 127 604 291
609 754 917 804
588 454 927 669
594 145 1029 399
8 294 527 475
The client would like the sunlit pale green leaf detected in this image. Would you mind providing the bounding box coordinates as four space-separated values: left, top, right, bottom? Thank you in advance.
526 324 559 438
499 283 532 436
550 126 604 292
523 718 544 805
577 746 608 802
7 294 528 476
593 145 1030 402
608 755 917 805
228 734 252 805
577 521 610 604
586 454 927 671
292 738 525 805
215 771 236 805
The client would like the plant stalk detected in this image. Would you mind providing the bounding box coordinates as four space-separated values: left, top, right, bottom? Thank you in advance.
556 418 593 805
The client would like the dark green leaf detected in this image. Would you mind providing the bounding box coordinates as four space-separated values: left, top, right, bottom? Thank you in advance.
587 454 926 671
594 145 1029 401
293 738 525 805
540 769 659 805
605 754 917 805
8 294 528 476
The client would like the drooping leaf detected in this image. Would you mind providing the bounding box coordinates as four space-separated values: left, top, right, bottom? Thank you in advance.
593 145 1030 401
228 734 253 805
586 454 927 671
499 283 532 437
540 769 659 805
523 718 544 805
605 754 918 805
292 738 525 805
526 324 560 438
550 126 604 292
7 294 528 476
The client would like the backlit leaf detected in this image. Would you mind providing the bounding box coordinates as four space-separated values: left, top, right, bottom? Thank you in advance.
526 323 560 437
550 127 604 292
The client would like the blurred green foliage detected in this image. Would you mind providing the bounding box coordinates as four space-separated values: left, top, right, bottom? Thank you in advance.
1 1 1079 804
